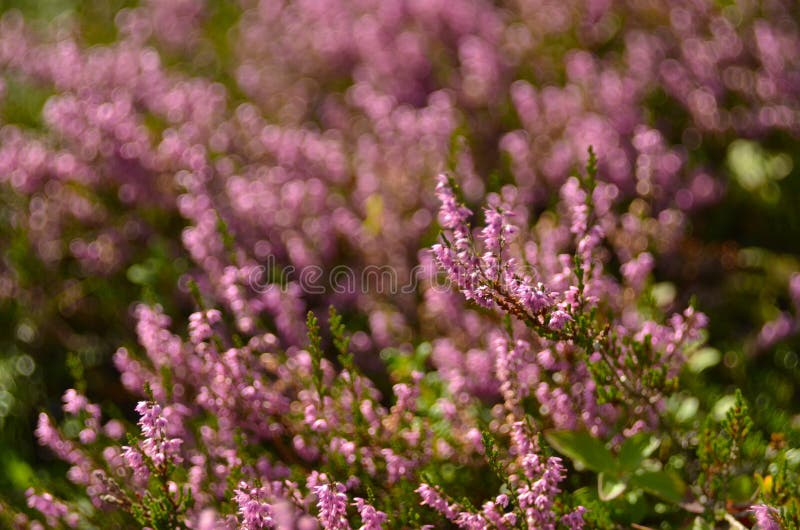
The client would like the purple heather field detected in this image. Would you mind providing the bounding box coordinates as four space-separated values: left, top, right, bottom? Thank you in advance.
0 0 800 529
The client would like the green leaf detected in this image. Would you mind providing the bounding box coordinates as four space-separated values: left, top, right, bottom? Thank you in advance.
544 430 616 474
598 472 627 501
618 434 660 473
629 470 687 504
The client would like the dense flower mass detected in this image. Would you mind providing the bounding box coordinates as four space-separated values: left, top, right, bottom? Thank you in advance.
0 0 799 529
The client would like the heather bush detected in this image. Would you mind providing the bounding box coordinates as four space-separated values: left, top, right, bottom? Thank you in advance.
1 0 800 528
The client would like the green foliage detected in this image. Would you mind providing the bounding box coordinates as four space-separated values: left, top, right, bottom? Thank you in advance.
306 310 325 399
545 431 616 475
546 429 688 508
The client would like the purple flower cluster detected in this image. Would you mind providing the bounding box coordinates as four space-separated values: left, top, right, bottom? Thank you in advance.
24 490 78 528
417 422 585 530
751 504 782 530
432 173 707 437
0 0 798 528
314 481 350 530
1 0 797 361
122 401 184 480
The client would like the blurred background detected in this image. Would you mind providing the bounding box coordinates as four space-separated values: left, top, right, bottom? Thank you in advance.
0 0 799 520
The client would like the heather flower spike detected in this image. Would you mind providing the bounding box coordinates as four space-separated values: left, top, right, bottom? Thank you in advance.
432 160 707 437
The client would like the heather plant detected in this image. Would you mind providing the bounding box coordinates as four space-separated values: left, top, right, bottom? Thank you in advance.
4 155 797 529
1 0 800 529
430 153 708 439
14 304 586 528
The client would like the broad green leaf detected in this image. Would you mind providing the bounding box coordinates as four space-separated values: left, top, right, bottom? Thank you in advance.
630 470 687 504
618 434 660 473
544 430 616 474
598 472 627 501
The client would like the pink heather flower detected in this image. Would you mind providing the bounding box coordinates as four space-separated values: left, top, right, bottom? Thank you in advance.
34 413 92 479
560 178 588 235
416 484 457 521
548 309 572 331
136 400 167 437
353 498 387 530
759 313 800 350
561 506 587 529
78 428 96 444
509 278 553 315
455 511 490 529
26 489 78 528
104 419 125 439
570 204 589 235
507 421 572 529
435 176 567 321
188 309 222 344
576 225 604 264
234 482 274 530
61 389 88 415
122 445 149 481
621 252 654 289
509 421 535 458
134 305 186 372
435 174 471 233
480 207 517 257
124 401 183 478
380 448 415 484
751 504 781 530
482 494 516 528
315 482 351 530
